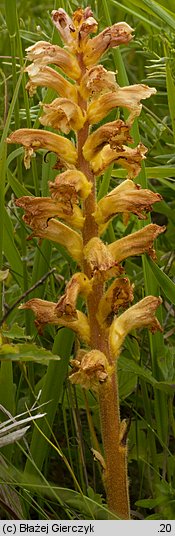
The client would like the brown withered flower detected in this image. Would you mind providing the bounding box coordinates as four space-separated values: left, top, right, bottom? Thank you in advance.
8 7 165 520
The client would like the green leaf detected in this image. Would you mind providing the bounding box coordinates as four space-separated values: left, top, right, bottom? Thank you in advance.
0 342 60 364
147 257 175 304
2 323 31 340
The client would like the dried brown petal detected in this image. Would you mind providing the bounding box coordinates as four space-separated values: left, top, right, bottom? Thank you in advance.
25 64 78 101
91 143 147 179
15 196 84 231
109 296 162 359
49 170 92 202
83 22 133 66
108 223 166 262
26 41 81 80
70 349 113 389
83 120 132 161
84 237 120 278
79 65 117 100
87 85 156 125
97 277 134 328
40 98 86 134
6 128 77 169
51 8 98 52
19 298 90 343
94 180 162 231
56 272 92 319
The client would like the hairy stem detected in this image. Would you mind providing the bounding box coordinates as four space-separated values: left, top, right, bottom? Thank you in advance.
77 56 130 519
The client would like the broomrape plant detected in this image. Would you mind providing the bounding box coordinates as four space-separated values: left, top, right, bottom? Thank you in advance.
7 7 165 519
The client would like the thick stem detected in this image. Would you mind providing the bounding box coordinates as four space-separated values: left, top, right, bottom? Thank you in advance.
76 55 130 519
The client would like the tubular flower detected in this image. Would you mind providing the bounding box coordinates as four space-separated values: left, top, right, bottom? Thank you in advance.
40 98 86 134
51 7 98 52
83 120 133 161
83 22 133 66
7 129 77 169
25 64 78 101
19 299 90 343
109 296 162 360
108 223 166 262
94 180 162 231
27 218 83 265
90 143 147 178
79 65 118 100
97 277 134 328
15 196 84 231
84 237 120 278
70 349 113 390
49 170 92 202
55 272 92 319
25 41 81 80
87 85 156 125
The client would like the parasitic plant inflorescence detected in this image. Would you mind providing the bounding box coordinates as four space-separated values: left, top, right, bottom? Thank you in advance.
7 7 165 519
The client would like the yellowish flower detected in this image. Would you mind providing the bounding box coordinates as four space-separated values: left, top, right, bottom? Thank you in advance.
97 277 134 328
79 65 117 100
83 120 132 161
7 128 77 169
49 170 92 202
90 143 147 179
87 85 156 125
19 299 90 343
26 41 81 80
70 349 113 390
84 237 120 278
28 218 83 265
25 64 78 101
83 22 133 66
15 196 84 231
52 7 98 52
94 179 162 232
109 296 162 360
40 98 86 134
108 223 166 262
56 272 92 319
